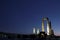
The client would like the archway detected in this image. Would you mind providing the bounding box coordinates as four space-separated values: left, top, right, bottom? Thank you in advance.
42 17 50 35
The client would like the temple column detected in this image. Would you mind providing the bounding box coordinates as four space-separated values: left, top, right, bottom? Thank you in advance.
42 18 44 32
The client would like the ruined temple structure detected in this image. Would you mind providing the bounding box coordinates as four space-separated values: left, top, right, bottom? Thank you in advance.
33 17 54 38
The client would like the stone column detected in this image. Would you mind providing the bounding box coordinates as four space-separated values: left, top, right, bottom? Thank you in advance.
42 18 44 32
47 20 50 35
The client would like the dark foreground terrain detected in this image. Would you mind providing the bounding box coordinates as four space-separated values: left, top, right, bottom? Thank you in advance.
0 37 60 40
0 32 60 40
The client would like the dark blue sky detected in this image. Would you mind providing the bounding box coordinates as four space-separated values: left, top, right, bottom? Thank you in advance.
0 0 60 35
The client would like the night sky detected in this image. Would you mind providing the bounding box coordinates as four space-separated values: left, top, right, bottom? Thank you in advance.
0 0 60 35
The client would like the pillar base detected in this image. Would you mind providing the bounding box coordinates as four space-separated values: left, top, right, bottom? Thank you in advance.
38 32 47 38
